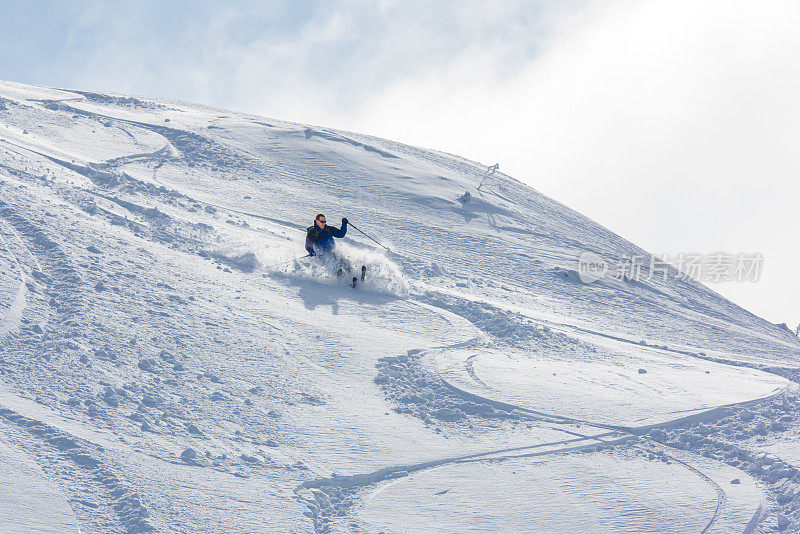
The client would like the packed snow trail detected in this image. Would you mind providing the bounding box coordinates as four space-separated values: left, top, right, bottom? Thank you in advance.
0 219 28 344
0 432 80 533
1 80 800 533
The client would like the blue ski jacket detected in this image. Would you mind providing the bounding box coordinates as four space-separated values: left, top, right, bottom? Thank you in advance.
305 220 347 256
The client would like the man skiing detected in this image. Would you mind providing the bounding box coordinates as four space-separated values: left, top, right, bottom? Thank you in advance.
305 213 365 287
305 213 347 257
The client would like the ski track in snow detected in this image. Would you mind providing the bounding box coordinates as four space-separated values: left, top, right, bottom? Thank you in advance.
1 81 799 533
0 219 28 345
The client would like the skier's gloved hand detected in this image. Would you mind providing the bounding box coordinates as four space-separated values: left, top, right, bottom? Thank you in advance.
341 217 348 226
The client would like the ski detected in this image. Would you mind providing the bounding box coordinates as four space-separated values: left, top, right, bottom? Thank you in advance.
350 267 365 289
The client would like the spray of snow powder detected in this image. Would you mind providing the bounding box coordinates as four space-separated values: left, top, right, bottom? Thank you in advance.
257 243 409 297
204 219 408 296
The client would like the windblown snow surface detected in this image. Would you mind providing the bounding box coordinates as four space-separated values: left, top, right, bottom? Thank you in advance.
1 80 800 533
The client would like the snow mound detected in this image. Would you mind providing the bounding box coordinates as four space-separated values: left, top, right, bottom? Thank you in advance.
209 249 261 273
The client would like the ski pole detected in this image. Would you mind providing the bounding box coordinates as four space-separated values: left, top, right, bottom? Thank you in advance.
263 254 310 269
476 163 499 191
347 222 391 252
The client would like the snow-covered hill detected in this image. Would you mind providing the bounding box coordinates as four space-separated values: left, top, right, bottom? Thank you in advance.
1 80 799 533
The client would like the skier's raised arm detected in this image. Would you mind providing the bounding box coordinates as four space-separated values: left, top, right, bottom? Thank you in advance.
329 218 348 238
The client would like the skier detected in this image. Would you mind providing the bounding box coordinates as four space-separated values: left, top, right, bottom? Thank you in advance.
306 213 376 288
305 213 348 257
305 213 364 287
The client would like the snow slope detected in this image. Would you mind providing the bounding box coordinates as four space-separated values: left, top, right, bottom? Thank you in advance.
1 80 800 533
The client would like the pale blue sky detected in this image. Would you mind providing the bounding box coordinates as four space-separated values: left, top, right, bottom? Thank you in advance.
1 0 799 326
0 1 563 115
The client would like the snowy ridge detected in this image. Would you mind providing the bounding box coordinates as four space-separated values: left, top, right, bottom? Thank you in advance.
1 80 800 533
